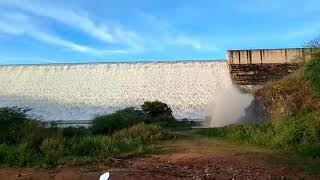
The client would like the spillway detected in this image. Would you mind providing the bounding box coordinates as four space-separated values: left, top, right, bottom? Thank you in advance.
0 60 234 121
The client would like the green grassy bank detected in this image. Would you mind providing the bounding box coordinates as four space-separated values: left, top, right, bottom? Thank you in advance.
0 101 191 168
200 55 320 159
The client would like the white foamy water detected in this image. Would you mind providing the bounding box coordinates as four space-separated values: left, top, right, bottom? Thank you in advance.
0 61 251 124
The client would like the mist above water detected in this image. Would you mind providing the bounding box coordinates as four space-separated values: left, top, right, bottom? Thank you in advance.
206 86 253 127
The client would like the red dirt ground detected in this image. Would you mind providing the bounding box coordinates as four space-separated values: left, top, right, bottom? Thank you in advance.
0 137 318 180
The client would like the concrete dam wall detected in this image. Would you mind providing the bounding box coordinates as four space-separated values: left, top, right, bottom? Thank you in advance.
227 48 317 64
0 61 237 121
227 48 320 90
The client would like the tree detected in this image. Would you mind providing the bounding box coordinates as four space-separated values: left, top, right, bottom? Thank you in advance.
303 35 320 48
141 101 174 122
91 107 144 134
302 35 320 60
0 107 31 144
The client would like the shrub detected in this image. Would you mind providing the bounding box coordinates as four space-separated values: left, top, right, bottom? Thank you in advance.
199 111 320 158
91 107 144 134
299 143 320 158
0 107 31 144
41 137 64 166
65 136 109 156
304 56 320 95
0 105 172 168
62 126 91 138
141 101 174 122
20 120 46 148
20 120 65 149
64 135 159 158
0 144 42 167
91 101 191 134
154 120 195 130
113 123 170 141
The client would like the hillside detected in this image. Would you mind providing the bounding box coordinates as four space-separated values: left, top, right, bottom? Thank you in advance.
201 54 320 159
254 70 320 118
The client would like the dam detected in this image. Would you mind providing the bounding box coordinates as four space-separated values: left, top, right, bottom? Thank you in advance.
1 47 318 122
0 60 235 121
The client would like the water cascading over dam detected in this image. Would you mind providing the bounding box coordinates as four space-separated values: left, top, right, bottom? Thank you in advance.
0 60 253 126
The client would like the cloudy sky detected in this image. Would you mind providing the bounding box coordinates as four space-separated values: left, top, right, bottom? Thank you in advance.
0 0 319 64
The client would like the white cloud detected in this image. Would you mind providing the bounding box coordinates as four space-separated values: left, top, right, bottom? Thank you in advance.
0 0 115 43
137 12 217 52
114 27 145 52
0 1 217 56
169 35 202 50
0 12 128 55
0 21 24 35
0 0 145 51
0 56 88 64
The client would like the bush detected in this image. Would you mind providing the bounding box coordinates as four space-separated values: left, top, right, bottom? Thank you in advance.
153 119 194 130
199 111 320 158
91 107 144 134
304 56 320 95
20 120 65 149
0 105 174 168
141 101 174 122
0 107 31 144
20 120 46 148
113 123 170 141
41 137 64 166
62 126 91 138
0 144 42 167
65 136 110 156
0 123 169 168
91 101 194 134
64 135 160 158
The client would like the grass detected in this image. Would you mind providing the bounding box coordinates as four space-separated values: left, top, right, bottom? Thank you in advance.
0 105 173 168
160 132 320 176
261 151 320 174
0 101 190 168
0 123 169 168
199 111 320 158
304 54 320 96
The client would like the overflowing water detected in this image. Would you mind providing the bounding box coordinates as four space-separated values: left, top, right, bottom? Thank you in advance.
0 60 253 126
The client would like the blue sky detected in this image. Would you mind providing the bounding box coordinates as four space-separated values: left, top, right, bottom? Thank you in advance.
0 0 319 64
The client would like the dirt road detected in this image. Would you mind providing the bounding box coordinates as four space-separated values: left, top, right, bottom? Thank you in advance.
0 135 318 180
